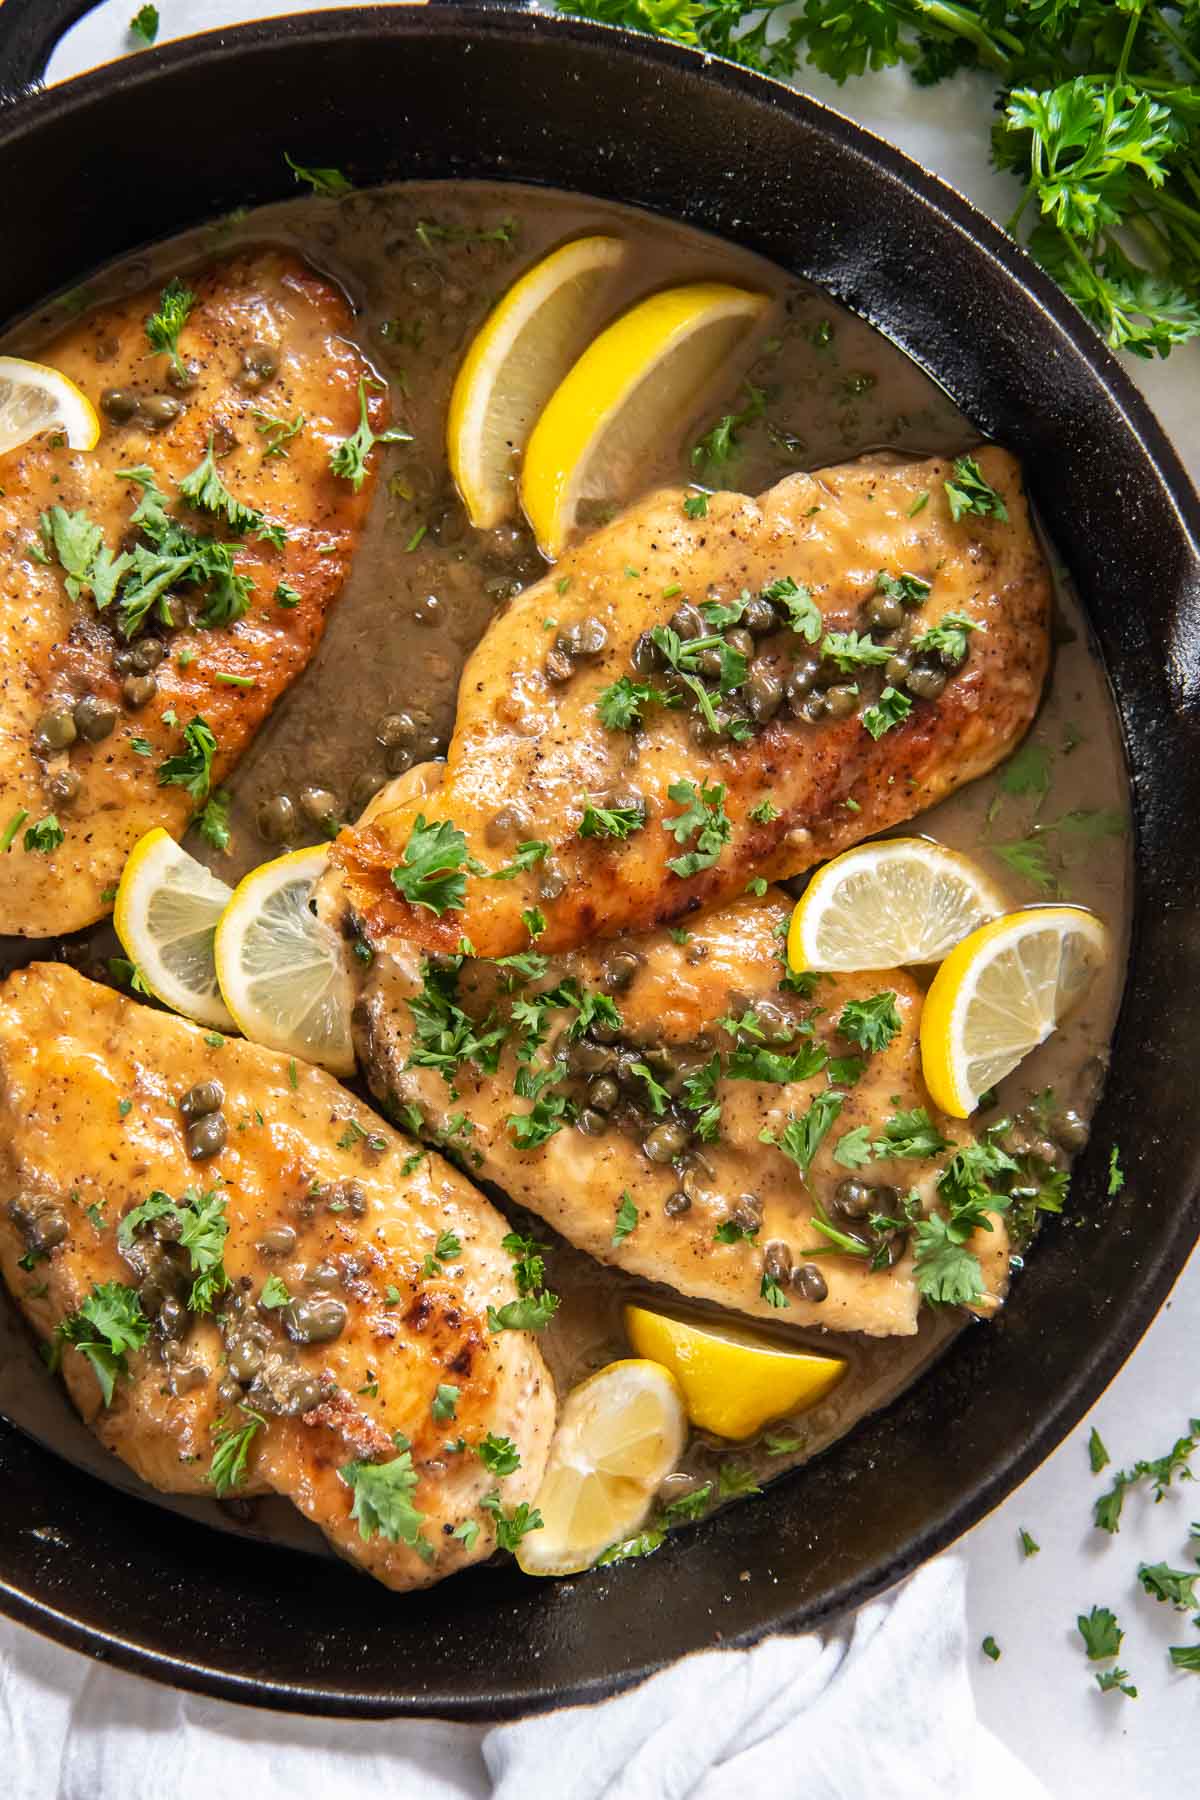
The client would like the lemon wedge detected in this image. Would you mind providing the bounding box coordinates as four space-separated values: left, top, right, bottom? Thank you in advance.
624 1303 845 1440
213 845 355 1074
448 235 626 529
516 1359 686 1577
787 838 1005 974
520 281 769 559
921 905 1108 1118
0 356 100 455
113 828 235 1031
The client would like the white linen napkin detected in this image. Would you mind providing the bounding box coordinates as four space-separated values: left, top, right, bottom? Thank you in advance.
0 1556 1049 1798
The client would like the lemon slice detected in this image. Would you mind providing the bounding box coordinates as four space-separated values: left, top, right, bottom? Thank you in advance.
520 282 769 559
214 846 355 1074
0 356 100 455
113 828 235 1031
624 1303 845 1440
787 837 1005 973
448 235 626 530
516 1359 686 1576
921 905 1109 1118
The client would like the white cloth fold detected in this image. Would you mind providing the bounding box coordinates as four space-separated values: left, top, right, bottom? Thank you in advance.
0 1557 1051 1798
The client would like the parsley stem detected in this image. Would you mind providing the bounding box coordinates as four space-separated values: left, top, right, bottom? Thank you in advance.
1149 6 1200 82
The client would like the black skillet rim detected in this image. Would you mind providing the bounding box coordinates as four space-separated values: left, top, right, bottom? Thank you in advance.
0 5 1198 1719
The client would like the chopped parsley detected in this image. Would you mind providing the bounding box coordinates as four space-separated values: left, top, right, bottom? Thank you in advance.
1093 1417 1200 1533
1138 1561 1200 1610
53 1281 149 1405
284 152 353 197
1107 1145 1124 1195
480 1490 543 1552
981 1635 1001 1662
1019 1527 1040 1558
274 580 301 608
821 629 891 672
683 492 709 519
1088 1427 1110 1473
762 575 822 642
0 810 28 853
144 277 195 379
195 788 232 854
837 991 901 1055
912 1140 1016 1307
157 715 217 802
259 1275 291 1309
39 505 129 607
329 377 411 491
178 435 283 542
664 779 731 878
208 1406 267 1496
391 815 472 914
477 1433 521 1476
252 408 306 459
690 382 765 471
833 1125 874 1170
340 1452 432 1560
431 1384 459 1424
760 1090 846 1181
23 814 63 854
944 455 1008 523
861 686 913 739
578 798 645 840
129 5 159 45
873 1107 950 1160
913 612 980 665
612 1191 638 1245
748 797 780 824
596 676 672 732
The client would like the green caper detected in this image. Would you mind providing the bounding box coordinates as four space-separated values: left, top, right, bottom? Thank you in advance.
73 696 118 742
558 617 607 659
386 744 415 776
1053 1108 1089 1152
577 1108 609 1137
643 1119 691 1163
865 592 904 631
587 1076 620 1114
180 1080 224 1120
171 1364 208 1394
137 394 183 430
567 1039 618 1076
35 708 77 752
726 627 755 659
631 630 662 675
238 341 280 390
122 673 157 709
784 660 820 712
186 1112 227 1161
257 793 298 844
663 1190 692 1218
668 602 704 641
743 595 778 636
305 1260 340 1289
695 645 725 679
9 1194 69 1253
763 1239 793 1283
484 805 528 847
166 359 199 393
130 637 166 673
796 690 828 724
44 767 81 808
111 647 137 675
258 1224 297 1256
884 651 912 685
544 647 574 684
299 785 339 827
284 1295 347 1344
824 684 859 720
729 1193 764 1231
601 950 641 993
793 1262 828 1302
906 664 947 700
100 387 139 423
834 1178 872 1218
538 863 567 901
376 712 416 749
745 661 783 723
349 769 388 812
228 1337 265 1381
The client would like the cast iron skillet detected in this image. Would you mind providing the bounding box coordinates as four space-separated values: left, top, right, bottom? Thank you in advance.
0 0 1198 1721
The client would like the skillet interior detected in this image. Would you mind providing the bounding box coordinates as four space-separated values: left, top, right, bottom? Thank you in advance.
0 6 1198 1718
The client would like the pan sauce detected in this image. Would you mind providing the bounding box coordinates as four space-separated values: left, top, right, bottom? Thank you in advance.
0 181 1130 1560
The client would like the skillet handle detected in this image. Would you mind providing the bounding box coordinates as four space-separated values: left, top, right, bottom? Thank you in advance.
0 0 110 91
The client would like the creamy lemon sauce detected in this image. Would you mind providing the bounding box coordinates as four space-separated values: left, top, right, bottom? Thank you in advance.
0 181 1130 1557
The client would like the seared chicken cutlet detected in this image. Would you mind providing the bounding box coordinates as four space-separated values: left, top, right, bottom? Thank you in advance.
332 448 1050 958
0 965 555 1590
0 252 383 936
354 886 1009 1336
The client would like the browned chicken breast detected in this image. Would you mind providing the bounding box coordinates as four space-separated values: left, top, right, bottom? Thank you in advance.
0 964 555 1590
332 447 1050 959
354 889 1009 1337
0 251 384 937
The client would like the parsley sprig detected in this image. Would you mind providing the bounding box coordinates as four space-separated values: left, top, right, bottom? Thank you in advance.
329 377 412 491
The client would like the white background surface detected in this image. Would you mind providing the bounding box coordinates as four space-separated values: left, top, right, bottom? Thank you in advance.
15 4 1200 1794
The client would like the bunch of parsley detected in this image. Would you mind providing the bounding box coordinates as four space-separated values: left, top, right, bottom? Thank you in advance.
555 0 1200 359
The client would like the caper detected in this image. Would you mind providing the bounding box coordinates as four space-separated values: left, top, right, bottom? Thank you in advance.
865 592 904 631
754 1001 793 1044
587 1076 620 1114
1053 1108 1089 1152
824 684 859 720
906 664 947 700
157 1295 189 1341
44 767 81 808
228 1337 265 1382
588 1014 623 1046
745 661 783 723
9 1195 69 1253
166 359 199 393
281 1372 325 1414
577 1108 609 1137
538 863 567 901
763 1239 793 1283
349 768 388 812
376 711 416 749
306 1260 340 1289
112 647 137 675
730 1192 764 1232
631 630 662 675
171 1364 208 1394
284 1295 348 1345
884 651 912 685
34 708 77 752
695 645 725 680
668 602 705 641
663 1190 692 1218
257 793 297 844
643 1119 691 1163
601 950 641 993
299 785 339 827
130 637 166 673
484 805 528 847
567 1039 618 1076
137 394 183 430
834 1178 872 1219
726 627 755 659
544 648 574 684
238 342 279 390
258 1224 297 1256
100 387 139 423
180 1080 224 1120
557 616 607 659
784 659 820 711
793 1262 828 1302
796 690 828 724
186 1112 227 1161
743 595 778 636
385 744 414 776
73 696 118 742
122 673 157 709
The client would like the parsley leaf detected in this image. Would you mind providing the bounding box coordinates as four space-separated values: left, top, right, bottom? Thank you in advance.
1093 1418 1200 1534
208 1406 266 1496
284 152 353 197
477 1433 521 1476
39 505 129 607
749 797 780 824
54 1281 149 1405
833 1125 874 1170
178 435 283 542
129 4 159 45
1089 1427 1110 1474
821 629 890 672
760 1090 846 1180
912 612 980 665
596 676 671 732
23 814 63 854
144 277 195 378
340 1452 432 1560
157 715 217 802
690 382 765 471
480 1490 543 1552
873 1108 950 1161
1108 1145 1124 1195
487 1292 560 1333
259 1275 291 1309
431 1383 459 1423
391 815 472 915
837 991 901 1054
1077 1604 1123 1661
1138 1561 1200 1610
196 788 232 854
329 377 410 491
664 779 731 878
944 455 1008 523
762 575 822 642
861 686 913 740
578 798 645 840
612 1191 639 1245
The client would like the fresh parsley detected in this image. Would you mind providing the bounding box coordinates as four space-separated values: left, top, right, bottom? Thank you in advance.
391 815 472 915
578 798 645 840
477 1433 521 1476
760 1090 846 1181
329 377 411 491
861 686 913 740
596 676 672 732
284 152 353 198
612 1192 638 1245
129 4 159 44
664 779 731 878
837 991 901 1055
157 715 217 802
208 1406 266 1496
340 1452 432 1560
944 455 1008 523
53 1281 149 1405
144 278 195 379
23 815 63 854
